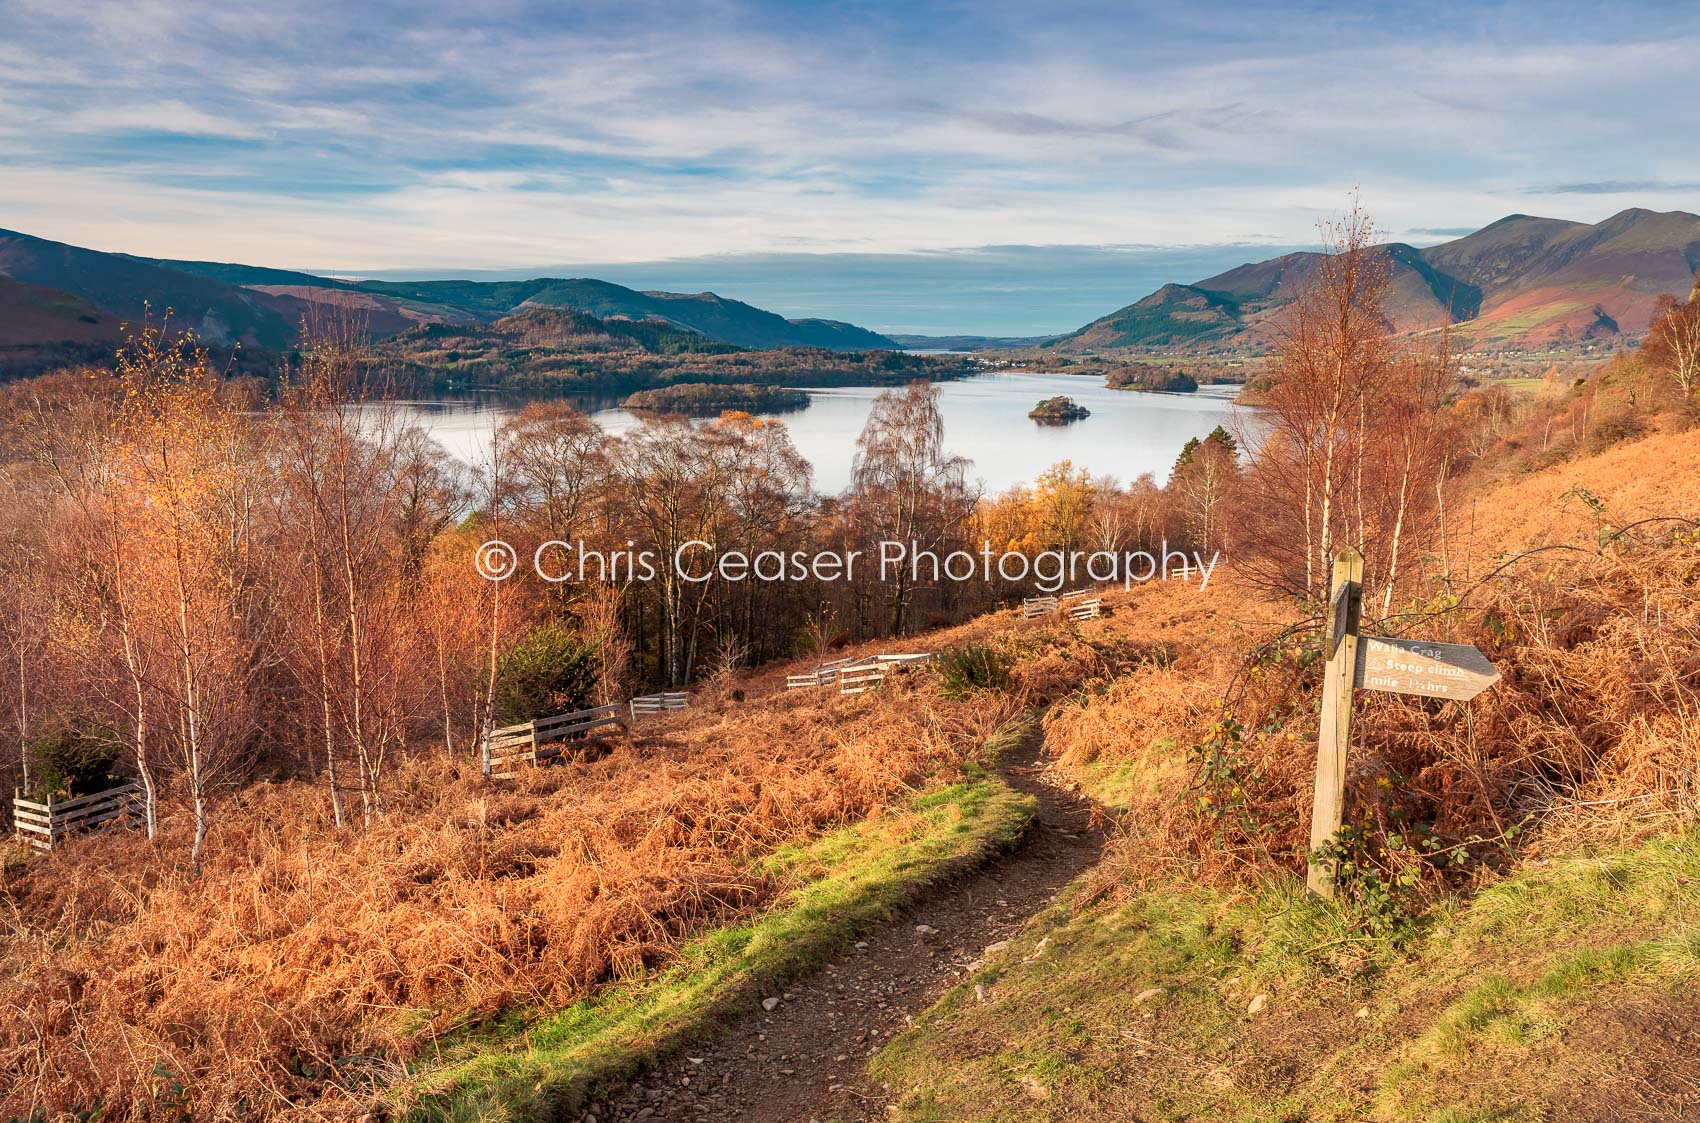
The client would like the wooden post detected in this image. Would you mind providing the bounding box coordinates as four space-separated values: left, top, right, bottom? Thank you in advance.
1308 547 1364 898
481 725 492 782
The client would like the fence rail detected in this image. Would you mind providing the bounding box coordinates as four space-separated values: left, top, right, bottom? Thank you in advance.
837 651 933 695
1066 597 1104 620
483 703 627 780
838 664 887 695
13 783 141 852
629 691 690 718
1021 595 1059 617
1024 588 1101 618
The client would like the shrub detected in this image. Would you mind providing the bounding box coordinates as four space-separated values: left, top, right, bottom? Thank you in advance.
935 644 1011 699
26 724 122 799
492 620 600 724
1586 410 1647 453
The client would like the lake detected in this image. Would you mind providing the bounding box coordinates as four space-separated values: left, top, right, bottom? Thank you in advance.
389 371 1249 495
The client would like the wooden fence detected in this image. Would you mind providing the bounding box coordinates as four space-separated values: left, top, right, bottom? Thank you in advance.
1021 595 1059 618
787 656 853 690
1022 588 1101 618
482 703 627 780
1065 597 1104 620
12 782 141 852
838 652 933 696
629 691 690 717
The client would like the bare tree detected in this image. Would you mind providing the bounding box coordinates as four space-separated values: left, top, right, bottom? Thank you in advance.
1643 276 1700 399
850 382 975 634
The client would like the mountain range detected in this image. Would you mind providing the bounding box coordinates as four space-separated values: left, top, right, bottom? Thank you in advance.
1057 208 1700 352
0 229 897 366
2 208 1698 372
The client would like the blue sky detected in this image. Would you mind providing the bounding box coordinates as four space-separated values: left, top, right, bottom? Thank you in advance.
1 0 1697 334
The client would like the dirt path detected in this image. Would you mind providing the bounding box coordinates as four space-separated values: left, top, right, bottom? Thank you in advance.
586 724 1107 1123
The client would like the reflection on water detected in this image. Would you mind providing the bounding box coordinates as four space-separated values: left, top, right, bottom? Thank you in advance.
383 372 1254 495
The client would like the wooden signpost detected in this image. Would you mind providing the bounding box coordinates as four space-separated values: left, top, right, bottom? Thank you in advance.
1306 548 1502 898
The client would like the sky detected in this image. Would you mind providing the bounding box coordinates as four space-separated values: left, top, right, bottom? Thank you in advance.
1 0 1698 334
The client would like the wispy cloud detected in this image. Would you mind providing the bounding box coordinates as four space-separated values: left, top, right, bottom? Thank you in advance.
1528 180 1700 195
0 0 1696 286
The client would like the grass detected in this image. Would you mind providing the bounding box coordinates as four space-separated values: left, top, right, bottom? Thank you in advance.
394 724 1040 1121
871 831 1700 1122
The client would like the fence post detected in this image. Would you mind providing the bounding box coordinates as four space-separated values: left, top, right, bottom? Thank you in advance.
481 725 492 782
1307 547 1364 898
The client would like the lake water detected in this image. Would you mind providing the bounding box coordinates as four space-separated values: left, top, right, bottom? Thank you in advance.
391 371 1249 495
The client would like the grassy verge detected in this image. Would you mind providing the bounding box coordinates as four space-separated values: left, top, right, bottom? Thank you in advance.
871 832 1700 1122
394 723 1039 1121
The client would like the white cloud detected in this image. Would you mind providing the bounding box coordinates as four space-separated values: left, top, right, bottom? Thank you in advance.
0 0 1695 268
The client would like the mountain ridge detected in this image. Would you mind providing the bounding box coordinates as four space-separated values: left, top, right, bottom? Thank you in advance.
1057 208 1700 352
0 232 898 358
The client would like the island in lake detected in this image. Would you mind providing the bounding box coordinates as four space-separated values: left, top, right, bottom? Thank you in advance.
623 382 809 416
1029 395 1091 423
1105 365 1198 393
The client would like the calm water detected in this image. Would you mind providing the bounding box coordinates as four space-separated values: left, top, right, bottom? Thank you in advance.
390 372 1249 495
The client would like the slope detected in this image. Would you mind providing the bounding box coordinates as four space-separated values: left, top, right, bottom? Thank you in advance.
0 229 299 348
1055 208 1700 353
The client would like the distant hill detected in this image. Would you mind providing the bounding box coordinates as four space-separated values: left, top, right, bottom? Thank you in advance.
353 276 896 350
0 232 898 362
378 306 963 394
0 229 300 349
887 334 1055 351
1057 208 1700 352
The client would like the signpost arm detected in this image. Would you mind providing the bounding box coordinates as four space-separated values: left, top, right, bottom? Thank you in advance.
1308 547 1364 898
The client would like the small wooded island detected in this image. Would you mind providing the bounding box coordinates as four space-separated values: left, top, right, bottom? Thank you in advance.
1029 395 1091 423
1105 366 1199 393
623 382 810 415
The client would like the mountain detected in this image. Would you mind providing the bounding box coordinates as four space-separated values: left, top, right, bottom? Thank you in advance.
145 261 897 350
0 229 300 349
1058 208 1700 352
0 232 898 362
0 276 120 348
349 277 896 350
1423 209 1700 345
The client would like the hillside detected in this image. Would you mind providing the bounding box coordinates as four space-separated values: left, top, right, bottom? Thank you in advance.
1057 208 1700 353
0 232 898 364
0 276 120 348
352 276 896 350
0 228 300 349
376 305 964 392
147 260 899 350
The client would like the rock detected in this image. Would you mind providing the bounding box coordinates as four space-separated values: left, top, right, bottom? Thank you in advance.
983 940 1010 956
974 984 988 1003
1356 1006 1371 1019
914 924 938 936
1246 993 1269 1015
1019 1075 1051 1101
1133 987 1163 1005
688 1057 705 1065
762 996 781 1011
